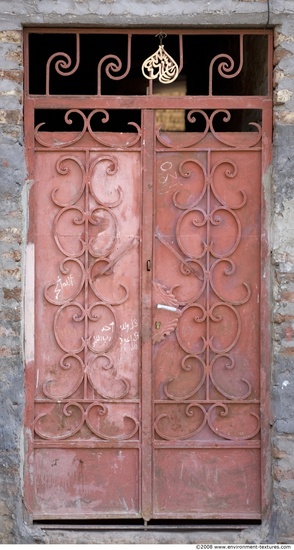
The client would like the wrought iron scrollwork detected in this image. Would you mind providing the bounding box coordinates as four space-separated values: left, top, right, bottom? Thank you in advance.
35 402 139 441
35 109 142 149
35 123 140 441
46 34 81 96
97 34 132 95
157 110 261 150
41 31 257 97
154 119 260 441
209 35 244 96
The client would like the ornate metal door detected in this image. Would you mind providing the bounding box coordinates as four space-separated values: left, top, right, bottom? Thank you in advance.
24 29 272 523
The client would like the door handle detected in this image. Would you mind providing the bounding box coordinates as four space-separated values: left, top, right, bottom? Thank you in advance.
156 303 178 312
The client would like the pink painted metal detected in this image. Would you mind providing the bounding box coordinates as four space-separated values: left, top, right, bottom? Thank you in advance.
24 28 273 523
32 128 142 518
152 121 262 518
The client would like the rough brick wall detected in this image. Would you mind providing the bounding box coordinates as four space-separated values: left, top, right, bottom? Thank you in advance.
0 0 294 543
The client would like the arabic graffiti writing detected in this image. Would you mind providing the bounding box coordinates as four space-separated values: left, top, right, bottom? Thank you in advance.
54 274 74 300
91 318 139 351
119 331 140 351
120 318 138 333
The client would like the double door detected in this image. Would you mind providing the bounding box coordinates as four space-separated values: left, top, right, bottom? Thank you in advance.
27 108 262 520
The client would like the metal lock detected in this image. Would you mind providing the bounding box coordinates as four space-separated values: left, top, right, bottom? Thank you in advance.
155 321 161 330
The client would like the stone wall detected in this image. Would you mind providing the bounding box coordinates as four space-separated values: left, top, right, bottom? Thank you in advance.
271 18 294 544
0 0 294 543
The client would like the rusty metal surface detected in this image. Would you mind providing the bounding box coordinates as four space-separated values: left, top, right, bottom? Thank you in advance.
23 28 273 522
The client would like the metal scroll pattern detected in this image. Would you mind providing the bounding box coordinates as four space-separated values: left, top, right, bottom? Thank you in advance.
42 31 246 96
45 33 133 96
34 109 141 149
154 112 261 441
34 132 140 441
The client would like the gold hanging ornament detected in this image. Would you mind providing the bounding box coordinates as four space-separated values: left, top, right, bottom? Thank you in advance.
142 33 179 85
